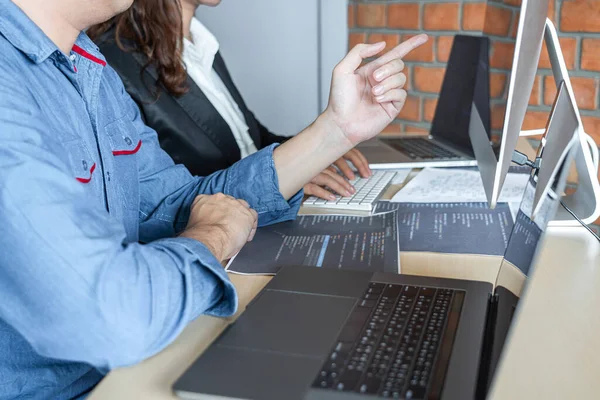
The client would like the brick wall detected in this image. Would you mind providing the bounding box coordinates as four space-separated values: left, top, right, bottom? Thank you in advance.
348 0 600 144
349 0 600 226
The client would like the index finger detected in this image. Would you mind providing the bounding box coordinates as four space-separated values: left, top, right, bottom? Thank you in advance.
365 34 429 71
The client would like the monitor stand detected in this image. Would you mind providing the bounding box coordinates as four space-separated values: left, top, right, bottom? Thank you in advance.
524 19 600 226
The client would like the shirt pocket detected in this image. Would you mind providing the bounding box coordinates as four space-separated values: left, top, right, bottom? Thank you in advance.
105 117 141 211
63 139 98 188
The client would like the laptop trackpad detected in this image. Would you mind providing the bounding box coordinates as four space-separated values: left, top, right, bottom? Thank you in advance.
217 290 357 357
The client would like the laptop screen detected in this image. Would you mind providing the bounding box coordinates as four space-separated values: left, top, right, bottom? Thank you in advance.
494 130 576 298
430 35 490 157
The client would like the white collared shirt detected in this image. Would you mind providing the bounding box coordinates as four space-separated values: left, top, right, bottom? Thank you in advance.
182 18 258 158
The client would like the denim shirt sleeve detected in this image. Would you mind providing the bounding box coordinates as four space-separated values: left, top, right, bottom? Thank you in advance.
0 73 277 371
126 84 303 242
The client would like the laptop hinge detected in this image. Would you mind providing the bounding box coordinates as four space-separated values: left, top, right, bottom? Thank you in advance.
475 293 499 400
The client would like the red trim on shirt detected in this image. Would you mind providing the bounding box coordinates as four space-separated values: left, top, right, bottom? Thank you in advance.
75 163 96 183
112 139 142 156
72 45 107 67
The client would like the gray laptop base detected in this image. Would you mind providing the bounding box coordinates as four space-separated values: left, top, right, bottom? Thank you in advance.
362 35 490 170
358 136 477 170
175 267 491 400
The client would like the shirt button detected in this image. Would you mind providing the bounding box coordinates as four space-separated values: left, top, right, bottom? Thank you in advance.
69 54 76 62
82 160 88 170
124 137 132 146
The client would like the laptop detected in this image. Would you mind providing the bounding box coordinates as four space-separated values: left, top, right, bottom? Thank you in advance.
173 134 575 399
357 35 489 170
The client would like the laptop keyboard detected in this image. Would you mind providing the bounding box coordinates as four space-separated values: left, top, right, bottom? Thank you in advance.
383 138 464 160
313 283 465 399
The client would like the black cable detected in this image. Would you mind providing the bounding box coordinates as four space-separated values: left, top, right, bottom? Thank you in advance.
560 200 600 243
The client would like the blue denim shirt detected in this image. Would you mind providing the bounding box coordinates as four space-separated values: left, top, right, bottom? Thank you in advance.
0 1 301 398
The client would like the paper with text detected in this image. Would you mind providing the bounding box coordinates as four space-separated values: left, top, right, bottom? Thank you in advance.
390 168 530 204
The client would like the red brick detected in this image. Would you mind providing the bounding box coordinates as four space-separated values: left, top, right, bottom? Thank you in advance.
539 38 577 70
504 0 522 6
423 3 459 31
544 76 598 110
348 33 366 51
547 0 555 22
490 73 507 99
490 41 515 69
401 34 434 63
491 105 506 131
368 33 400 51
463 3 486 32
381 122 403 136
404 125 430 135
398 95 421 122
561 0 600 33
357 4 386 28
570 76 598 110
581 116 600 146
348 4 355 29
414 66 446 94
437 36 454 63
424 98 438 122
510 11 520 38
522 111 550 131
404 66 412 91
483 5 513 37
387 3 420 30
529 76 541 106
582 39 600 72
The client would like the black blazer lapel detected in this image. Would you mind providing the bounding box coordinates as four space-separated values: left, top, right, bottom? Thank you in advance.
213 52 262 147
130 52 242 164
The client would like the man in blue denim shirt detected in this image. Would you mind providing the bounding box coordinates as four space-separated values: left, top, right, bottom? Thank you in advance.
0 0 426 397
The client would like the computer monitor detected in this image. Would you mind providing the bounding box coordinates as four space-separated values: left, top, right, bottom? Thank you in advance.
468 0 549 208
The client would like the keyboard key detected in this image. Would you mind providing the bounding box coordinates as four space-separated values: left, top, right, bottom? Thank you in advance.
336 370 362 391
359 376 382 394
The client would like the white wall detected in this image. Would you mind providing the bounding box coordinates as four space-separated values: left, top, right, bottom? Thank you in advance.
197 0 347 136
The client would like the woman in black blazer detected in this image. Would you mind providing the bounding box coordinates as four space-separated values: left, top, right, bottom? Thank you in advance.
89 0 372 200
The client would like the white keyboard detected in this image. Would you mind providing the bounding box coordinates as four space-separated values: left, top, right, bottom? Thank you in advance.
303 171 396 212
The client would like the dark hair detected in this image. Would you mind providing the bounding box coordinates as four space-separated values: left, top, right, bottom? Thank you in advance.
88 0 188 97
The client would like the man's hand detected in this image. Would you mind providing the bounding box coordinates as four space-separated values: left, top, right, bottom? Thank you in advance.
179 193 258 262
303 148 372 200
325 34 429 146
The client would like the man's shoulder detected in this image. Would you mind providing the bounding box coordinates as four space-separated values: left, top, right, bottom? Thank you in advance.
0 33 29 75
0 35 35 98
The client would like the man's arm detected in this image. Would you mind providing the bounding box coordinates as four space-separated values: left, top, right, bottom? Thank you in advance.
104 68 303 243
0 86 236 371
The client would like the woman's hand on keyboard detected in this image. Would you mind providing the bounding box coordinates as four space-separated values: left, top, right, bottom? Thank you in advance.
304 167 355 201
334 148 372 180
303 148 371 200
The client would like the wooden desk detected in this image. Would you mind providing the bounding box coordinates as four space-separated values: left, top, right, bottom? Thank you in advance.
89 226 600 400
90 140 600 399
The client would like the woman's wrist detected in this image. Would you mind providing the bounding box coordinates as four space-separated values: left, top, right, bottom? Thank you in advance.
314 108 355 151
